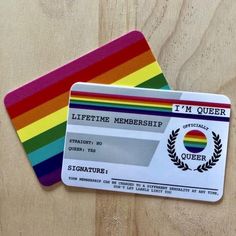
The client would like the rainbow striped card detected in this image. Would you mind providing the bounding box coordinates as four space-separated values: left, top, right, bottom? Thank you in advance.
62 83 231 202
4 31 169 186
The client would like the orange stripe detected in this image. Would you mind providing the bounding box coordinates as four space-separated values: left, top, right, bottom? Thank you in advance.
70 95 172 107
88 50 155 84
12 50 155 130
12 92 69 130
185 134 206 140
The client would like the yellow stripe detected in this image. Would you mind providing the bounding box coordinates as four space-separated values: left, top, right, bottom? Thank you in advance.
17 91 171 142
16 62 162 142
70 97 172 109
184 137 207 143
17 96 171 142
112 62 162 86
17 107 68 142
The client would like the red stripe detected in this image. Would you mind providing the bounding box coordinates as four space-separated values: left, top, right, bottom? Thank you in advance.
70 91 231 109
4 31 144 107
185 135 206 140
7 39 150 118
186 130 206 137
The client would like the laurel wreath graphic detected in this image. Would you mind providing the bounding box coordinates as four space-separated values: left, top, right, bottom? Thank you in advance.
194 132 222 173
167 129 191 171
167 129 222 173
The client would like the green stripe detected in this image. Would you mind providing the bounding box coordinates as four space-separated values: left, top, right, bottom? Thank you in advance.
136 73 169 89
70 99 172 112
28 137 65 166
22 122 67 154
184 142 206 148
184 139 207 145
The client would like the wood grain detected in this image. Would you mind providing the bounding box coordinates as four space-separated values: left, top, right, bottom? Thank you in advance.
1 0 236 235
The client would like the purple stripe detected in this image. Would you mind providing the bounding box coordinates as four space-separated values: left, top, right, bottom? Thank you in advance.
185 146 204 153
69 103 230 122
38 168 62 186
4 31 144 107
33 152 63 178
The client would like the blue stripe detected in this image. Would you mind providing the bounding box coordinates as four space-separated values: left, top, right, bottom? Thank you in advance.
33 152 63 178
185 147 204 153
69 103 230 122
160 85 170 90
28 137 65 166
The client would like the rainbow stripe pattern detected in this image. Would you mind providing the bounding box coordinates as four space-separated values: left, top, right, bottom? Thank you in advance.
4 31 169 186
70 91 173 113
183 130 207 153
69 90 231 122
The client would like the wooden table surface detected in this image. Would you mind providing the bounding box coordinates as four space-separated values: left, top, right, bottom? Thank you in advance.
1 1 236 235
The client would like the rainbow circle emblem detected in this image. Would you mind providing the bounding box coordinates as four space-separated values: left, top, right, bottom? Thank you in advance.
183 130 207 153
